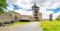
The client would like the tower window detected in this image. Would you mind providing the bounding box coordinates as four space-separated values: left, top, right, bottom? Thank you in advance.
34 14 37 16
34 17 38 19
34 9 38 10
34 11 38 13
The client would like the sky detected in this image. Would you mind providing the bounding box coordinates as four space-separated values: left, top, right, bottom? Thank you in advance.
6 0 60 19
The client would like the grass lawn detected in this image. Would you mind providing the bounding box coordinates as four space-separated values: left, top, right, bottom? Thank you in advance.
4 22 30 27
12 22 29 26
40 20 60 31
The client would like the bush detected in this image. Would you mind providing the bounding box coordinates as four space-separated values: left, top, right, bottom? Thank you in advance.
56 18 60 21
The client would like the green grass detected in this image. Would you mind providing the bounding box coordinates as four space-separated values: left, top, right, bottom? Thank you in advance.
40 20 60 31
12 22 29 26
4 22 29 27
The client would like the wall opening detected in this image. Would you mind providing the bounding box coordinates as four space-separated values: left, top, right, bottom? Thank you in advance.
19 20 30 22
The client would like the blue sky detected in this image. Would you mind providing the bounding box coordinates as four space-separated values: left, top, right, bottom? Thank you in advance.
52 7 60 13
6 0 60 19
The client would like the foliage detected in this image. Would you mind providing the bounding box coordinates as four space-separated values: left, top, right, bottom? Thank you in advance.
0 0 6 14
0 0 6 8
0 9 5 14
40 20 60 31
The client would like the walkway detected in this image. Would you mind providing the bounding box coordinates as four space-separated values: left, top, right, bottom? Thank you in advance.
10 22 43 31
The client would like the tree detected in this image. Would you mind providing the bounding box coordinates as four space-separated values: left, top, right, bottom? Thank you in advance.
0 0 6 8
0 0 7 14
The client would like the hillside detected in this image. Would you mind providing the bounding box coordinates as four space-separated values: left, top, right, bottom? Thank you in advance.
56 15 60 20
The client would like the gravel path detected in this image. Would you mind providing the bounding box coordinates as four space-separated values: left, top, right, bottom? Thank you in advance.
10 22 43 31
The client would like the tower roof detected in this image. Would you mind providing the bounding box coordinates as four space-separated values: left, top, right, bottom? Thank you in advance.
32 3 39 8
34 3 37 7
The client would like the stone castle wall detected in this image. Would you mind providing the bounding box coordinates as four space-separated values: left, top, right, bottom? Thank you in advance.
20 15 34 22
0 14 15 23
0 12 42 23
0 12 21 23
38 13 42 21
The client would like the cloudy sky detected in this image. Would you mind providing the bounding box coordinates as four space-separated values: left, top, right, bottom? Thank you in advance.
6 0 60 19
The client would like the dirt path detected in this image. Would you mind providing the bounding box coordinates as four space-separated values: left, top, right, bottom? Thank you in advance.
10 22 43 31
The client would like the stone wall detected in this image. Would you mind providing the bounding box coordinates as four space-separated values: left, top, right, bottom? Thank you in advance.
11 12 20 22
0 12 20 23
20 15 34 22
0 14 15 23
38 13 42 21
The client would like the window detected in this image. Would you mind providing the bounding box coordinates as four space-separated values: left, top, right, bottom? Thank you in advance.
34 14 37 16
34 10 38 13
34 17 38 19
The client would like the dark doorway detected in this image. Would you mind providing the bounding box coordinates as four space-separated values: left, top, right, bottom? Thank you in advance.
19 20 30 22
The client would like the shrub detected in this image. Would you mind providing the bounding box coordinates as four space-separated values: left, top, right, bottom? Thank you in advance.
56 18 60 21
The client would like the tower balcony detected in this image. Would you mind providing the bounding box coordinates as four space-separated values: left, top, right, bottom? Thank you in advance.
32 8 39 10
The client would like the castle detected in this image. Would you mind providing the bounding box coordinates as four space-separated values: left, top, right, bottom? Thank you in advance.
0 3 42 23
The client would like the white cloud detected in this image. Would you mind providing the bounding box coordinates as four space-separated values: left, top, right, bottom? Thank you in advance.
53 12 60 19
42 11 53 19
7 4 14 11
15 9 32 16
49 2 60 9
6 0 17 5
6 0 60 19
15 0 32 9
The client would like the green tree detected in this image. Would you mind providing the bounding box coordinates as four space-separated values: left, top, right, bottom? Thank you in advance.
0 0 7 14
